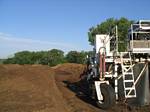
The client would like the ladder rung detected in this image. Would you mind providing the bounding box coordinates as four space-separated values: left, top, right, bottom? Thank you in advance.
124 80 134 82
124 72 133 75
125 87 135 90
126 95 136 98
122 65 131 67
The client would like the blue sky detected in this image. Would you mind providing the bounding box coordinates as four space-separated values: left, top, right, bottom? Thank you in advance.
0 0 150 58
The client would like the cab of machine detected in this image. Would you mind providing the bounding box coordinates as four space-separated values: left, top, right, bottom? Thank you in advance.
138 20 150 30
127 20 150 53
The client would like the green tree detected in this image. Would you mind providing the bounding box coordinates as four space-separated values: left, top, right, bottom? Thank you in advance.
13 51 34 64
66 51 88 64
88 17 133 51
3 49 65 66
34 51 48 65
0 59 5 64
3 49 92 65
3 58 15 64
47 49 65 66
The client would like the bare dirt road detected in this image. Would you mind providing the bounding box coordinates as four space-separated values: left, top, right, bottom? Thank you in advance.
0 63 149 112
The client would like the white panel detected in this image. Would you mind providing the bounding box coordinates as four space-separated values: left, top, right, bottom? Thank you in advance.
95 35 113 56
95 35 105 54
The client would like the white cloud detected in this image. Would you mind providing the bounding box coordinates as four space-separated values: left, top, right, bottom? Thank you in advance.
0 33 73 48
0 32 77 58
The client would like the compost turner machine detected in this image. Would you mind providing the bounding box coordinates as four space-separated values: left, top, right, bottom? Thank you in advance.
86 20 150 109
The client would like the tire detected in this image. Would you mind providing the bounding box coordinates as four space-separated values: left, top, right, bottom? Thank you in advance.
96 83 116 109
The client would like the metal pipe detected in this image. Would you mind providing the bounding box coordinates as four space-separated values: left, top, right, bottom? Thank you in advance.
99 47 106 80
99 53 102 79
131 24 134 50
103 53 106 78
116 25 118 53
115 62 118 100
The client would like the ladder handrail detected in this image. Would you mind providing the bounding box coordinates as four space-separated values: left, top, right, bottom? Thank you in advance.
120 52 136 98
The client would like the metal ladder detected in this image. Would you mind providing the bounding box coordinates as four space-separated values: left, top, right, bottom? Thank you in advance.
121 52 136 98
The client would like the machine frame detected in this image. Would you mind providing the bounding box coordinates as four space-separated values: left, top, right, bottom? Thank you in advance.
86 20 150 109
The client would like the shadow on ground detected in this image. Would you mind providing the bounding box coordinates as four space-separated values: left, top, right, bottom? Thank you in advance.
63 76 99 109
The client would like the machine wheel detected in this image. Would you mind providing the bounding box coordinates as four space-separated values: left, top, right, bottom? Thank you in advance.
96 83 116 109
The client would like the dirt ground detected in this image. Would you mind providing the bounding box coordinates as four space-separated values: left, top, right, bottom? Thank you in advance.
0 63 149 112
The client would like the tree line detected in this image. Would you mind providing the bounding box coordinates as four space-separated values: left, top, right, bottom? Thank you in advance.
3 49 92 66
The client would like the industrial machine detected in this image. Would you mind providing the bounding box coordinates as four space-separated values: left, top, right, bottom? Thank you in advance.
86 20 150 109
